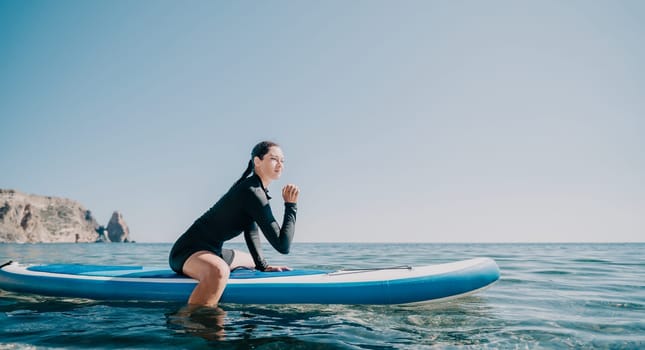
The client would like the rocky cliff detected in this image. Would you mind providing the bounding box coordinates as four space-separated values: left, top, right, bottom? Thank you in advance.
0 189 131 243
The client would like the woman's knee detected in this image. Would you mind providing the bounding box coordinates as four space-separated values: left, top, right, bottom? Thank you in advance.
183 251 230 282
206 260 230 281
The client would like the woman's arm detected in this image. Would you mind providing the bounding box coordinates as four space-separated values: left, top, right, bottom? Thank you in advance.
243 222 268 271
244 185 298 254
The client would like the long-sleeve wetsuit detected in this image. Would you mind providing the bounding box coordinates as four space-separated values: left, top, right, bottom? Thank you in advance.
169 174 296 273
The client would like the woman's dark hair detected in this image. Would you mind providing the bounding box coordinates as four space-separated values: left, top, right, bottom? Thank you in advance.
232 141 279 187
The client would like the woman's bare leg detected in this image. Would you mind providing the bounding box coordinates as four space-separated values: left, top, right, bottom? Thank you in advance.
229 250 255 270
182 251 230 306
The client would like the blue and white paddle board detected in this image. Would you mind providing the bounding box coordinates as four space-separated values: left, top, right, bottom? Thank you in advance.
0 258 500 305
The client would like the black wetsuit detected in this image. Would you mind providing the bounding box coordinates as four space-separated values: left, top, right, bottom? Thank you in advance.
169 174 296 273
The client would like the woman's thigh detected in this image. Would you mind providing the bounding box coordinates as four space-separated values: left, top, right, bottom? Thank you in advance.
182 250 230 281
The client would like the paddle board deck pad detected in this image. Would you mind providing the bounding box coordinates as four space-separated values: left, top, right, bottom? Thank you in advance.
0 258 500 305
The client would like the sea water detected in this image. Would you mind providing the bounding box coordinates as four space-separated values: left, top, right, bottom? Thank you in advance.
0 243 643 349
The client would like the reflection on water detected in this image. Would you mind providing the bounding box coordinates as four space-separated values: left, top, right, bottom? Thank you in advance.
166 304 354 348
162 296 498 348
166 305 227 341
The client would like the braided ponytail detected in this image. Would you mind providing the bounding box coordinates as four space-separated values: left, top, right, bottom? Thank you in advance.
233 159 254 188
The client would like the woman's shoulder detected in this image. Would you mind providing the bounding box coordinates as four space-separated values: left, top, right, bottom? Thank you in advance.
233 174 261 190
235 175 271 204
230 175 261 196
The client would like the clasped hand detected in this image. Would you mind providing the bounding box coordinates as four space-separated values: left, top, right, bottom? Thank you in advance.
282 184 299 203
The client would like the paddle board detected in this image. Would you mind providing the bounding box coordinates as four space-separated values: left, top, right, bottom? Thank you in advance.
0 257 500 305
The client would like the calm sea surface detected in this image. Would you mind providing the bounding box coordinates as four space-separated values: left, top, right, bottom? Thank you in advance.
1 243 643 349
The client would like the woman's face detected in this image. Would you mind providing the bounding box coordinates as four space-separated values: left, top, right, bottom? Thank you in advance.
254 146 285 182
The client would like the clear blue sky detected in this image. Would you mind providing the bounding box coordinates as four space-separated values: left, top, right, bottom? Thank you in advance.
1 1 643 243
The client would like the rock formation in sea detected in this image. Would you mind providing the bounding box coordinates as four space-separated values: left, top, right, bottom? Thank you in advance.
106 211 131 242
0 189 131 243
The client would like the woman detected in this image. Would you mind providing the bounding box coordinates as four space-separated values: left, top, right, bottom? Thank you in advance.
169 141 299 306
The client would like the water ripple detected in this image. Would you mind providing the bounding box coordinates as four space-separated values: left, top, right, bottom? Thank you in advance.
2 243 645 349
